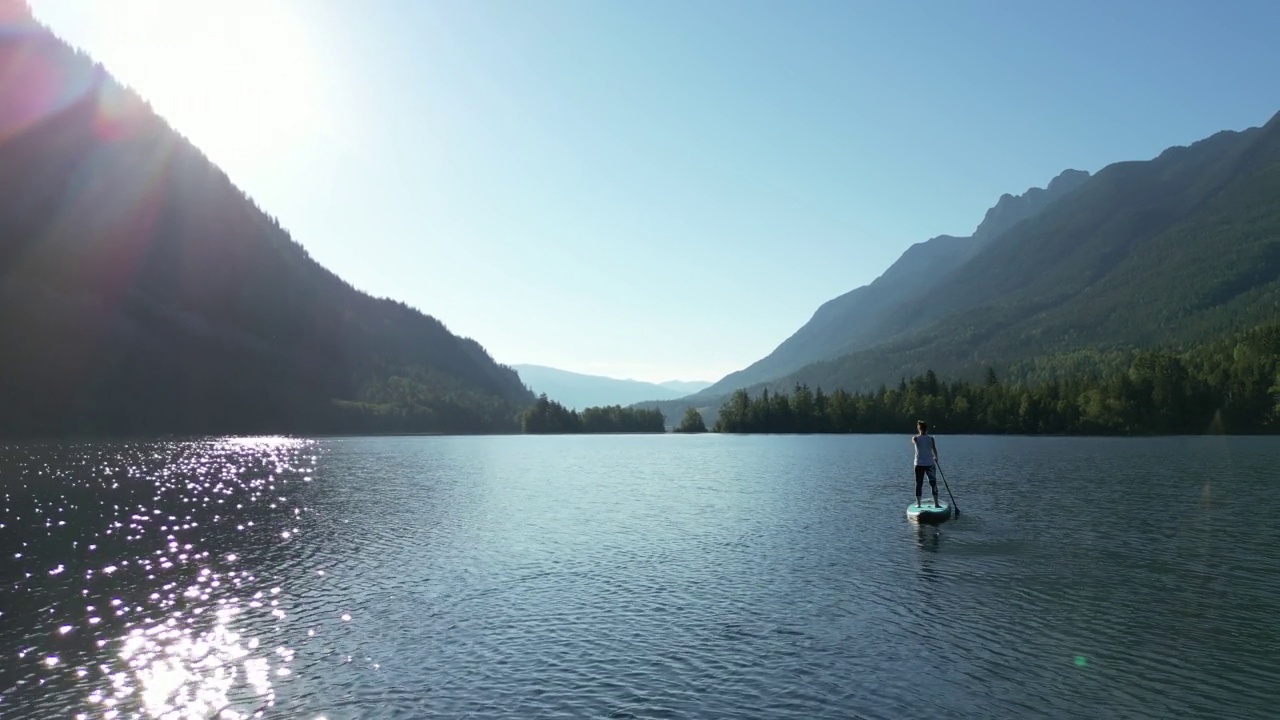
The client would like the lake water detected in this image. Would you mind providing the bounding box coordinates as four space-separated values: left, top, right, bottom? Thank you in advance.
1 434 1278 719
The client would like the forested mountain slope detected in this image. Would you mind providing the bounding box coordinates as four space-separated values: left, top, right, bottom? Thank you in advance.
641 111 1279 424
778 111 1280 395
0 2 534 436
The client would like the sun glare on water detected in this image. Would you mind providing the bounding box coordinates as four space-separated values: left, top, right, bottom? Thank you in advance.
32 0 329 166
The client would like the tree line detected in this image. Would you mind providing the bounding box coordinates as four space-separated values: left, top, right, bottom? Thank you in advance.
712 323 1280 435
521 394 666 434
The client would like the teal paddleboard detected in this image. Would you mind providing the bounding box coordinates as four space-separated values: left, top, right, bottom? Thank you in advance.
907 498 952 523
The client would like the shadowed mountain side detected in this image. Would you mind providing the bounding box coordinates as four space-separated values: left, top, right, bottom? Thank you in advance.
512 364 706 410
0 4 535 437
692 168 1091 398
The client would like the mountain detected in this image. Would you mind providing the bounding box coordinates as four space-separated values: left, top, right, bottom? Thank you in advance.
774 111 1280 395
641 111 1280 424
512 364 702 410
0 3 535 437
657 380 713 395
694 168 1092 399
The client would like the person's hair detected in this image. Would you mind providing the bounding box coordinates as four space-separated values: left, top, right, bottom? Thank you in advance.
917 420 928 432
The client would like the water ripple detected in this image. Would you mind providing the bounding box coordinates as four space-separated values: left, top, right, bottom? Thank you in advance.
2 434 1279 718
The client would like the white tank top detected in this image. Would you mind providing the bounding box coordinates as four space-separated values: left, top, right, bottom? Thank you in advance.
913 434 935 466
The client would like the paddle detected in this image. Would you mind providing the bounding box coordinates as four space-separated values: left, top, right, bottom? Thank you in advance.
936 461 960 517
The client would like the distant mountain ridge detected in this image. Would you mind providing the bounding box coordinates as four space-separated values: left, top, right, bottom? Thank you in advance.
0 2 535 436
657 380 713 395
640 112 1280 424
513 364 707 410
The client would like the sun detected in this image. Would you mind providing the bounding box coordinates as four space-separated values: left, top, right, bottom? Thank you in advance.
31 0 328 167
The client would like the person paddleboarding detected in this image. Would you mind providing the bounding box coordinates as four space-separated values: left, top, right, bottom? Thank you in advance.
912 420 940 508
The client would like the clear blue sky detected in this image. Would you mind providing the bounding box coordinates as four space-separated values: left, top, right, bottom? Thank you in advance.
28 0 1280 383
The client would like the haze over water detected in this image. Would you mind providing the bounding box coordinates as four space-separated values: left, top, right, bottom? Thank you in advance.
1 434 1277 718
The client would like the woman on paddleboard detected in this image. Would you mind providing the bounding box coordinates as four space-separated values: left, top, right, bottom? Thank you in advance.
912 420 940 508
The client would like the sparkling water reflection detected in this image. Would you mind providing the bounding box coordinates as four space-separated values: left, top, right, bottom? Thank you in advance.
1 434 1278 719
0 436 316 719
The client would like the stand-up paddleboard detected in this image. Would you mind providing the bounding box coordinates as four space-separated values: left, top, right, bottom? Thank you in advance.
907 498 952 523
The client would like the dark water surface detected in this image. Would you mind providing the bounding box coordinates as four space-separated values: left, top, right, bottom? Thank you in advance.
1 434 1278 719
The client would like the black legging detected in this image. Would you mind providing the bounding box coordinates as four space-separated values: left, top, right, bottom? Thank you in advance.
915 465 938 498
